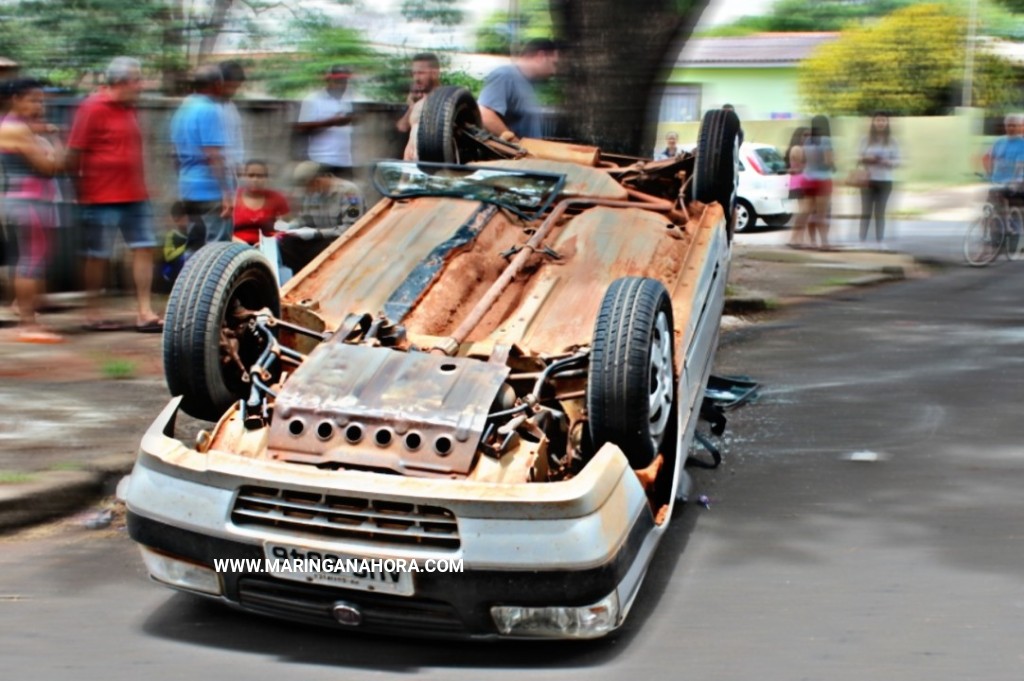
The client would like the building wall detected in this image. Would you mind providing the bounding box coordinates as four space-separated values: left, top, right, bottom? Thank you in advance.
666 66 803 122
653 112 984 186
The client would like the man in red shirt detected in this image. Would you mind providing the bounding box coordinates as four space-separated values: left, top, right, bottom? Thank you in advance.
67 56 162 332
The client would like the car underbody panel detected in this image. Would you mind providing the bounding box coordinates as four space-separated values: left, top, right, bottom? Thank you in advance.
127 113 738 638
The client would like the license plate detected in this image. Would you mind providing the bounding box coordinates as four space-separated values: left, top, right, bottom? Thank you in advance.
262 542 414 596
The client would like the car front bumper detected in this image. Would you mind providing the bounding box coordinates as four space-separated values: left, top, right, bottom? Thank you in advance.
124 400 661 639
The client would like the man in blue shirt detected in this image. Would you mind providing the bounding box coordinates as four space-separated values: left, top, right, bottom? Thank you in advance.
170 65 232 243
478 39 559 142
985 113 1024 186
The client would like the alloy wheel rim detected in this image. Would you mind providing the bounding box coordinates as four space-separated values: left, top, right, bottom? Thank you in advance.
647 310 674 445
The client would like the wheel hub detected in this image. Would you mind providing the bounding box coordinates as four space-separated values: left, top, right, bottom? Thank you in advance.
647 311 674 445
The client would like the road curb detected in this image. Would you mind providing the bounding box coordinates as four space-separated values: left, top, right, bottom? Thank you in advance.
0 455 137 533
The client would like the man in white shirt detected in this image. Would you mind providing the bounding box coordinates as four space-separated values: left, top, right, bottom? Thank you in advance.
294 65 356 180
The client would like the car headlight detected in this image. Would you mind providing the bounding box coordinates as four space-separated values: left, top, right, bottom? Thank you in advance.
139 546 222 596
490 591 619 638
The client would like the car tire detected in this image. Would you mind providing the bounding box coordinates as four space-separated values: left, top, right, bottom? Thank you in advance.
164 242 280 421
587 277 675 469
416 86 483 164
764 213 792 228
735 199 757 232
693 108 742 239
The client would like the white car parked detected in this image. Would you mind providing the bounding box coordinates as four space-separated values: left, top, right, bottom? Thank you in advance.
684 141 793 232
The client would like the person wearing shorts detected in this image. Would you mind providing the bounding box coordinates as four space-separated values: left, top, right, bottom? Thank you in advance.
0 77 65 343
67 56 162 332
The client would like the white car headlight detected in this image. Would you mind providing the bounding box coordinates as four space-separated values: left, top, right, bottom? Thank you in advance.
490 591 619 638
139 546 222 596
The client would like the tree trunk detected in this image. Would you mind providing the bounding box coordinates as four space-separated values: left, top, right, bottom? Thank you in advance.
197 0 234 62
549 0 709 156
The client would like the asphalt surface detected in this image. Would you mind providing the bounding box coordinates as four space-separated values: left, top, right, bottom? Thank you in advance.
1 243 1022 679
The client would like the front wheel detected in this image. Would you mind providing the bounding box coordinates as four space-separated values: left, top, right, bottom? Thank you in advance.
963 215 1004 267
164 243 280 420
587 277 675 468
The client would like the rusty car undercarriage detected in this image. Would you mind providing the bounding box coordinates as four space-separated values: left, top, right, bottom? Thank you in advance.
125 91 742 638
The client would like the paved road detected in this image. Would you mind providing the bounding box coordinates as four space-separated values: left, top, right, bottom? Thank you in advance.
2 263 1023 679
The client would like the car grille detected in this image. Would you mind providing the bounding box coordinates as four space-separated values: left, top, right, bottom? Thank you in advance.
231 486 461 549
237 578 467 634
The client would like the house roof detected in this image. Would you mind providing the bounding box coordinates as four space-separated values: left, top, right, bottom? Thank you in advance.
677 32 839 68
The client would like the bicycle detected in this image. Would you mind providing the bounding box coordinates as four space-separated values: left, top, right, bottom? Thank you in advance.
963 191 1024 266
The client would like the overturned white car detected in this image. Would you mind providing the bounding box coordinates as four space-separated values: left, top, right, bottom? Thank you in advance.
125 91 739 639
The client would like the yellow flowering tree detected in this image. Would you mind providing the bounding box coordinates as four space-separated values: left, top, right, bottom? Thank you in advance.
800 3 1016 115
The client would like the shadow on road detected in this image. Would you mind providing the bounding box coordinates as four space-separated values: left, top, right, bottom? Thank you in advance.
139 502 704 671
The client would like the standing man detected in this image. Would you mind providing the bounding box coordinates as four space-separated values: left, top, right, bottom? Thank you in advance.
218 60 247 187
170 64 232 243
395 53 441 161
984 113 1024 187
478 38 559 143
67 56 163 332
294 65 356 180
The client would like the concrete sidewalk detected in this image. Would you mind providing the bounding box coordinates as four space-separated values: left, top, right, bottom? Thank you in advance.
0 241 929 533
832 182 987 223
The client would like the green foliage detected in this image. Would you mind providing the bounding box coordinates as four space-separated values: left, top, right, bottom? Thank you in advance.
475 0 553 55
700 0 916 35
338 51 481 104
0 471 36 485
0 0 175 86
400 0 464 27
258 13 380 98
799 4 1020 116
100 358 137 380
702 0 1024 40
258 17 481 102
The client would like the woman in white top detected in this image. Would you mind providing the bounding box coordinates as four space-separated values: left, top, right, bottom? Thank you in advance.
858 112 900 245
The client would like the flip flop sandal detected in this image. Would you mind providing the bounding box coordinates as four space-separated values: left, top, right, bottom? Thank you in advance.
135 319 164 333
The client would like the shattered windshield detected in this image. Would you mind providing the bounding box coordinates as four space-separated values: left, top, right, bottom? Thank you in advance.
372 161 565 218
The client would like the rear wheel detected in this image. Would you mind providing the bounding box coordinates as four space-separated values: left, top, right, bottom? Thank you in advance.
1005 207 1024 261
416 86 483 164
963 214 1004 267
587 277 675 469
164 243 280 420
693 108 742 239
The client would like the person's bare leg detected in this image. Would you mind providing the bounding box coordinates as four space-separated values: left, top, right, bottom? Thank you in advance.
13 275 61 342
789 197 811 247
131 247 159 325
14 275 36 328
816 195 831 249
83 256 107 324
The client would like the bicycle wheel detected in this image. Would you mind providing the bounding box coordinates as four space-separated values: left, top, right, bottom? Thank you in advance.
1006 207 1024 261
964 214 1005 267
